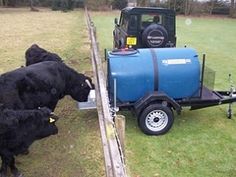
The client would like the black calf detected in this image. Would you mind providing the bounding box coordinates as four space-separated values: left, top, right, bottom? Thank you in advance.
25 44 63 66
0 107 59 177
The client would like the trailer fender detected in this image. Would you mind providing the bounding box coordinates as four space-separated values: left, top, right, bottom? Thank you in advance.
134 92 181 117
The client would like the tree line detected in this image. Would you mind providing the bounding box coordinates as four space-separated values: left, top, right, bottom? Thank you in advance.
128 0 235 17
0 0 235 18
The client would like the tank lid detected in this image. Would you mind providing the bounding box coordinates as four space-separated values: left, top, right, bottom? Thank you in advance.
110 48 138 56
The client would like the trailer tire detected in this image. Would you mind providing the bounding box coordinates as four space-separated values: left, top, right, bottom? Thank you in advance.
138 104 174 135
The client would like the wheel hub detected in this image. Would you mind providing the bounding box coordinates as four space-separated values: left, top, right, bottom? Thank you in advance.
153 117 160 122
145 109 168 132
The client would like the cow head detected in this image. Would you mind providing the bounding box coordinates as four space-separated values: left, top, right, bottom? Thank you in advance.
34 107 59 139
37 107 59 123
37 107 53 121
69 75 94 102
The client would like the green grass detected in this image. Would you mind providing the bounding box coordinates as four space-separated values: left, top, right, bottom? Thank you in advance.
0 8 104 177
177 16 236 89
91 11 236 177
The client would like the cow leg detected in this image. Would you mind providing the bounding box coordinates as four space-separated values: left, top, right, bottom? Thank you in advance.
10 158 23 177
0 156 8 177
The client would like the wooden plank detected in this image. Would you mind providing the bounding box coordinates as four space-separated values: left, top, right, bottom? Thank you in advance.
85 10 113 177
91 51 113 177
84 7 127 177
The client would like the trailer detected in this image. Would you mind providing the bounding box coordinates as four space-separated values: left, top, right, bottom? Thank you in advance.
105 47 236 135
79 47 236 135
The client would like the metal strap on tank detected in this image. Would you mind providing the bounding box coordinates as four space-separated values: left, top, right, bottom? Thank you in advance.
150 48 159 91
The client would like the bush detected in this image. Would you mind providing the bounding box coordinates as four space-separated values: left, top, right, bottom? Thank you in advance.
86 0 112 11
51 0 75 11
112 0 127 10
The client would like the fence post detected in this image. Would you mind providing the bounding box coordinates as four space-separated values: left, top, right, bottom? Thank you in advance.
115 115 126 158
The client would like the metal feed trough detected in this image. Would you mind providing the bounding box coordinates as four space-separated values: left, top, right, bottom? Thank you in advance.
77 90 96 109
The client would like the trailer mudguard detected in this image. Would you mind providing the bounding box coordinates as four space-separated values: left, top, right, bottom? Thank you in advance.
134 91 181 116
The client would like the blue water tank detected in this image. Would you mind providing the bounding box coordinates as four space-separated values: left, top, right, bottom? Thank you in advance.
107 48 201 103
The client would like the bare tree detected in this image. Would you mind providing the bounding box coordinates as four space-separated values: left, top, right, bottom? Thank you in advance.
30 0 39 11
230 0 235 17
154 0 160 6
137 0 148 6
209 0 215 15
173 0 177 10
184 0 189 15
184 0 193 15
168 0 177 10
2 0 9 7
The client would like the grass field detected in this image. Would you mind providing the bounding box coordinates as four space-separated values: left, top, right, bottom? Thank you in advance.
1 8 236 177
0 8 105 177
91 12 236 177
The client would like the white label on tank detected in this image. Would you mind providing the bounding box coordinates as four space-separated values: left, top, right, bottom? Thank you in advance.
162 59 191 65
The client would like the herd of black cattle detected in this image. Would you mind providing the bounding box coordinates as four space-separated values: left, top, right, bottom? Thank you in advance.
0 44 94 177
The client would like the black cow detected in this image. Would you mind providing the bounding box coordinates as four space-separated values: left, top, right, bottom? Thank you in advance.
0 107 59 177
0 61 94 111
25 44 63 66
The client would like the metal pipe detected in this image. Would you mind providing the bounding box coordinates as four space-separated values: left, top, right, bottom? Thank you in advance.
114 78 117 113
104 48 107 61
200 54 206 98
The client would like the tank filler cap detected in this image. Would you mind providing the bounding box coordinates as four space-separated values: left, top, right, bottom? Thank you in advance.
110 48 138 56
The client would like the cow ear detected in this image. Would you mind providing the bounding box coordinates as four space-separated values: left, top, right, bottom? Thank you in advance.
31 44 39 48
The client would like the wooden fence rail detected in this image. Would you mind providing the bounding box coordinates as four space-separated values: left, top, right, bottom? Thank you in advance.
84 7 127 177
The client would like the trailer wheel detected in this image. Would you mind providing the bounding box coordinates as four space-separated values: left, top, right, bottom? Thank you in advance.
138 104 174 135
